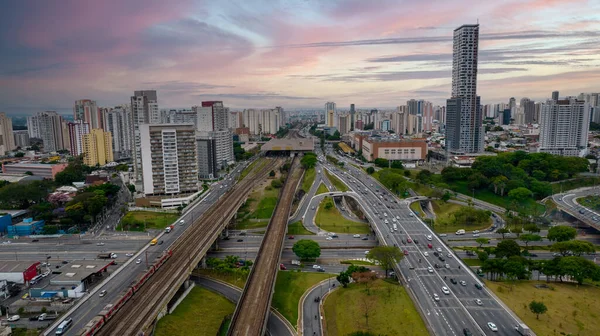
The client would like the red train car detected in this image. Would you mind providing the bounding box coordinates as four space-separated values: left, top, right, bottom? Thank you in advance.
100 288 133 321
76 316 105 336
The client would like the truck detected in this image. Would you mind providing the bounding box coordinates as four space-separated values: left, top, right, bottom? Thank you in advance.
455 229 465 235
165 224 174 233
515 323 531 335
97 253 117 259
291 260 301 266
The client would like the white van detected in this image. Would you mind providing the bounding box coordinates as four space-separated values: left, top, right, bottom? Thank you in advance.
455 229 466 235
55 317 73 335
393 223 398 231
30 274 43 285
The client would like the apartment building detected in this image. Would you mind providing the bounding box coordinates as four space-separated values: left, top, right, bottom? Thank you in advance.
82 129 114 166
539 98 590 157
0 113 15 155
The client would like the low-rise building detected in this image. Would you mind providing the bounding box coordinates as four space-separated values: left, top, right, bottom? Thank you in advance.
0 261 40 285
1 162 68 179
361 137 428 162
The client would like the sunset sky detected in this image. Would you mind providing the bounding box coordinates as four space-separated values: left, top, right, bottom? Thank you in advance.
1 0 600 115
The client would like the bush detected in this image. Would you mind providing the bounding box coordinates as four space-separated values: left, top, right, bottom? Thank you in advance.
271 179 283 188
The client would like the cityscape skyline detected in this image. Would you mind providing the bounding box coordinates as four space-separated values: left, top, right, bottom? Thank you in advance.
2 0 600 115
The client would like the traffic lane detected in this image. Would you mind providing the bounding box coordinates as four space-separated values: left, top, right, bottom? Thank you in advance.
208 249 372 260
218 236 377 249
303 278 339 336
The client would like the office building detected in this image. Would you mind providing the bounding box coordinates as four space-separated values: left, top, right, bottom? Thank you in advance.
0 113 15 155
197 101 228 132
520 98 536 124
446 24 482 153
13 130 29 148
103 106 132 159
131 90 159 181
74 99 102 129
539 98 590 157
552 91 559 101
501 109 511 125
139 124 198 196
508 97 516 110
338 115 351 135
26 111 66 152
361 137 428 162
350 104 356 131
82 129 113 166
67 120 90 156
325 102 336 127
196 134 219 179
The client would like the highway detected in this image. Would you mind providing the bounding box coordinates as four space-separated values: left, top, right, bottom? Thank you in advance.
302 277 339 336
41 162 249 336
320 148 531 336
553 187 600 230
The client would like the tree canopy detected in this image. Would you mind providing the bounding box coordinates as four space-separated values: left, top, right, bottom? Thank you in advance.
495 240 521 258
292 239 321 260
547 225 577 242
529 301 547 320
366 246 404 277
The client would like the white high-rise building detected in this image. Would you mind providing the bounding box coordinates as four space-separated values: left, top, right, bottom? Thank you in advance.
103 105 132 159
13 130 29 148
131 90 159 182
241 108 281 135
0 113 15 155
539 98 590 157
195 101 234 171
74 99 102 129
325 102 336 128
67 120 90 156
446 24 482 153
26 111 66 152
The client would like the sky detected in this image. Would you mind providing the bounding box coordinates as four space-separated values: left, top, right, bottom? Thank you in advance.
1 0 600 115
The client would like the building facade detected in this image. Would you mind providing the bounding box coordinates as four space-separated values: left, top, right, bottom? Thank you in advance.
139 124 198 196
103 106 132 159
539 98 590 157
13 130 29 148
82 129 114 166
197 134 218 179
26 111 66 152
325 102 336 128
74 99 102 129
446 24 482 154
361 138 428 162
0 112 15 155
131 90 159 181
68 120 90 156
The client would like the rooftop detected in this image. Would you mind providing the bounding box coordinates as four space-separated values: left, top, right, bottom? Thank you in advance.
0 261 39 273
50 260 114 284
261 138 315 151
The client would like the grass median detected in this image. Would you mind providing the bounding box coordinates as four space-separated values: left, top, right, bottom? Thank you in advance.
288 221 315 235
117 211 179 231
324 169 349 192
315 197 371 234
487 280 600 336
316 182 329 195
301 167 316 192
155 287 235 336
323 279 427 335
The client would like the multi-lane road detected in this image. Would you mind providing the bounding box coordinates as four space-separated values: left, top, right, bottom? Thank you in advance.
320 149 530 336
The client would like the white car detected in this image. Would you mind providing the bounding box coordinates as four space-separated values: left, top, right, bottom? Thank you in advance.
427 267 433 273
487 322 498 332
392 218 397 222
475 299 483 306
326 236 333 240
312 265 321 269
409 213 414 217
136 259 142 264
442 286 450 295
7 315 20 322
473 230 480 234
423 252 429 257
460 280 467 286
96 242 105 246
433 293 440 301
447 253 453 258
353 234 360 238
472 233 480 237
99 290 107 297
126 253 134 257
436 248 442 253
426 235 432 241
396 215 400 220
445 264 450 269
364 250 370 255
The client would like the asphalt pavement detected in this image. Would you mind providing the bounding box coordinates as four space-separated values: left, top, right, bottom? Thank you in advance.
302 278 339 336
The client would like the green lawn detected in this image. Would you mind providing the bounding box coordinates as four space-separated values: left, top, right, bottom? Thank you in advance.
238 158 260 181
245 186 280 219
316 182 329 195
340 260 376 266
117 211 179 231
288 221 315 235
194 269 247 288
252 196 278 218
324 169 349 192
236 219 270 230
10 329 41 336
451 181 545 213
272 271 333 328
429 200 492 233
552 177 600 194
488 280 600 336
462 258 483 266
324 279 427 336
315 197 371 234
410 202 424 217
301 167 316 192
155 287 235 336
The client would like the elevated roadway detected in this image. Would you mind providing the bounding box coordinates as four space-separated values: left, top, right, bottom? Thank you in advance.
553 187 600 231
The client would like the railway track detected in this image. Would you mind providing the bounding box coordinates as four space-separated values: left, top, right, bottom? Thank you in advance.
96 158 281 336
228 157 303 336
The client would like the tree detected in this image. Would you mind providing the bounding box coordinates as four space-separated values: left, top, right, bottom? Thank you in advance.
477 251 489 263
292 239 321 260
475 237 490 248
300 154 317 169
529 300 548 319
547 225 577 242
495 240 521 258
367 246 404 277
128 184 136 193
511 226 523 238
558 256 600 284
508 187 532 203
269 170 276 177
524 223 541 233
416 169 433 183
352 271 377 295
496 228 510 239
551 240 595 256
271 179 283 188
324 200 333 210
336 271 350 287
441 191 451 202
366 166 375 175
520 234 542 248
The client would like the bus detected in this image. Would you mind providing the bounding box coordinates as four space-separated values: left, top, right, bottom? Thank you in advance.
150 238 158 246
55 317 73 335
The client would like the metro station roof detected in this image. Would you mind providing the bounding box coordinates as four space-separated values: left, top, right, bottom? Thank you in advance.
260 138 314 152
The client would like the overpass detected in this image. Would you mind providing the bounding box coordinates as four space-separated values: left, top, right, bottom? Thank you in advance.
552 188 600 231
92 159 281 336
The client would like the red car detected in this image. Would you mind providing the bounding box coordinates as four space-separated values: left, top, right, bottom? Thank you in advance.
407 238 412 243
288 236 294 239
279 263 287 270
403 250 409 255
427 243 433 249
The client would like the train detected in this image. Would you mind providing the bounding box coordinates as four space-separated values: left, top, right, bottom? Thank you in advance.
76 250 173 336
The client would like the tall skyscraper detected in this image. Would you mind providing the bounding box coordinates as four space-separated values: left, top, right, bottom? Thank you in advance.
131 90 159 182
539 98 590 157
508 97 516 110
74 99 103 129
520 98 536 124
103 106 132 159
0 113 15 155
446 24 482 153
325 102 336 127
195 101 234 170
26 111 66 152
82 129 114 166
552 91 559 101
350 104 356 131
68 120 90 156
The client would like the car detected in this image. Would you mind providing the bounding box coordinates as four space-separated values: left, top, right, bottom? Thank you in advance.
427 243 433 249
436 248 442 253
7 315 20 322
414 239 419 244
423 252 429 257
364 250 370 255
403 250 409 255
434 263 440 268
474 283 483 290
288 235 294 239
529 253 538 257
312 265 321 269
361 237 368 240
433 293 440 301
447 253 453 258
31 239 39 242
392 218 396 222
450 278 457 284
433 251 439 257
126 253 134 257
439 233 447 237
96 242 105 246
427 266 433 273
237 239 244 242
407 238 412 243
460 280 467 286
475 299 483 306
445 263 450 269
326 236 333 240
472 230 479 234
136 259 142 264
396 215 400 219
353 234 361 238
442 286 450 295
409 213 414 217
317 268 325 272
472 233 480 237
41 271 50 278
62 260 69 264
426 235 432 241
99 290 107 297
487 322 498 332
158 240 163 245
463 328 473 336
439 256 445 262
